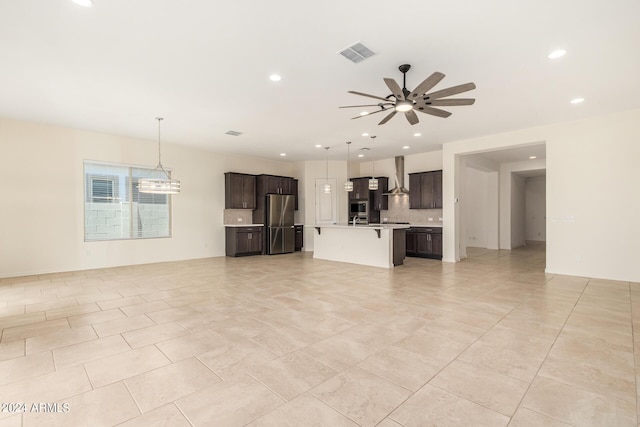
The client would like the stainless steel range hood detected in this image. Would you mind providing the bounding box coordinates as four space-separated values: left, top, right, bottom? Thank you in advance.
384 156 410 196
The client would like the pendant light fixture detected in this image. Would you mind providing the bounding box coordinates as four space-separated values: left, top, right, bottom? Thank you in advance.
138 117 181 194
344 141 353 192
368 135 378 190
323 146 331 194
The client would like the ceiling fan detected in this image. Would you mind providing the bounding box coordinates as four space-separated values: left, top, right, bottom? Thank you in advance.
340 64 476 125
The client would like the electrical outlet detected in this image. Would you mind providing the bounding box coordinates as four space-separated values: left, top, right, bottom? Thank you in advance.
428 217 433 222
237 218 243 222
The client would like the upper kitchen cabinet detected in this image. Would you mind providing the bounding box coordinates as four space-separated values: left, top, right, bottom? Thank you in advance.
292 179 299 210
261 175 293 195
409 170 443 209
371 177 389 211
225 172 256 209
349 177 370 201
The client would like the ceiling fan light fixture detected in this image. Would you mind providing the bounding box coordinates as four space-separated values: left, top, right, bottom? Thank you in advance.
395 101 413 112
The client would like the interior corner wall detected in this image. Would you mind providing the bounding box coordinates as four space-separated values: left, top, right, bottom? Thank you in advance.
0 118 295 278
510 173 526 249
443 108 640 282
525 176 546 241
486 172 499 249
465 167 489 248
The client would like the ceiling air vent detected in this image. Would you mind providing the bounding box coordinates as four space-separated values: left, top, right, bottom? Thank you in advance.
338 42 375 64
225 130 243 136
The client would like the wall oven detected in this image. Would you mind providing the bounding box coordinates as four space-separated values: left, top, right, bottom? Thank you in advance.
349 200 369 224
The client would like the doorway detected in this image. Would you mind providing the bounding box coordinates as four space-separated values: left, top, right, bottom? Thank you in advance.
460 143 546 257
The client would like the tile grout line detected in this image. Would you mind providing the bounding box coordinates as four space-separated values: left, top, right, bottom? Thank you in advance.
505 277 591 426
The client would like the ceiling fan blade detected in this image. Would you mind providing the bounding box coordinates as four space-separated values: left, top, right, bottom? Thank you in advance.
383 78 404 101
405 110 419 125
426 98 475 106
339 104 390 109
408 72 446 100
415 105 452 118
350 109 388 120
348 91 390 102
424 82 476 100
378 111 397 125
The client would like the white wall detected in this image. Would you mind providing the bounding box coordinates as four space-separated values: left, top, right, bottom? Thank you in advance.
510 173 526 249
0 118 295 278
443 108 640 282
525 176 546 241
465 167 489 248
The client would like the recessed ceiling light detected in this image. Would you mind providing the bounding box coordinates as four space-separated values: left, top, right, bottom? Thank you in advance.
529 156 537 159
570 97 584 104
280 153 286 157
362 132 369 137
269 74 282 82
413 133 421 137
548 49 566 59
360 112 369 116
358 154 364 158
403 146 410 150
314 144 322 148
72 0 93 6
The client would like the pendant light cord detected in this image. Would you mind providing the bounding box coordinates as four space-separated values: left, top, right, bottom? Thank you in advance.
156 117 164 168
325 146 329 180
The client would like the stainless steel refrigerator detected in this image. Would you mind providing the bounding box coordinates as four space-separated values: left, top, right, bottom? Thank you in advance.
266 194 295 255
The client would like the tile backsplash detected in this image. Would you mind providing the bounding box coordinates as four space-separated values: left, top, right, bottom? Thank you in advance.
381 196 442 224
223 209 254 225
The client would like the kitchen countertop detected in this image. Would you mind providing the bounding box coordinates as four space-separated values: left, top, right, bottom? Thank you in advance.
224 223 264 227
404 224 443 228
312 223 411 230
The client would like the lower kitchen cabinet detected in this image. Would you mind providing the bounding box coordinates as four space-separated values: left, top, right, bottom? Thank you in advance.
294 225 304 251
225 226 263 257
405 227 442 259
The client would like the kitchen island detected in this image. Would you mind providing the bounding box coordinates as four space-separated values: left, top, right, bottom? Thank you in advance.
311 224 410 268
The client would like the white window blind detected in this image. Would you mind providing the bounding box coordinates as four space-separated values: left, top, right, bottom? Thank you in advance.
84 161 172 241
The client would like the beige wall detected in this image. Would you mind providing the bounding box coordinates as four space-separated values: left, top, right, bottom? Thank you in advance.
443 108 640 282
0 118 295 278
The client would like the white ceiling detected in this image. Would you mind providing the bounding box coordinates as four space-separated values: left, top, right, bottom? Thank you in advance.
1 1 639 162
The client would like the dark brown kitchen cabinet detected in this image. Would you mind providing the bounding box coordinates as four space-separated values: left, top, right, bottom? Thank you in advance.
371 177 389 211
292 179 299 210
409 170 443 209
349 177 370 201
262 175 293 195
225 226 263 256
224 173 256 209
405 227 442 259
294 225 304 251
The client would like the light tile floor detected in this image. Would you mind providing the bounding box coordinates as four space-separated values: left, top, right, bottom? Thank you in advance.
0 243 638 426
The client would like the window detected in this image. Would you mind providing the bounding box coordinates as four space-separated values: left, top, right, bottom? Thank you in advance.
90 177 116 202
84 161 172 241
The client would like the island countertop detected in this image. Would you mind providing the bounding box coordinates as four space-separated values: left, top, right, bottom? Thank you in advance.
311 224 407 268
311 223 411 230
